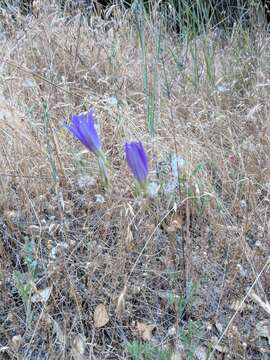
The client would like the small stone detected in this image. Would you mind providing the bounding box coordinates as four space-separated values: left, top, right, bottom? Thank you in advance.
95 194 105 204
147 182 159 197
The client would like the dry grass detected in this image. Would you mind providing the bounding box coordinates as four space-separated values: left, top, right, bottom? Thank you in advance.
0 1 270 359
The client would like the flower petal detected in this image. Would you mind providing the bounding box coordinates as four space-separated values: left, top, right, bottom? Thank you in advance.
79 119 101 153
125 142 148 183
65 111 102 154
71 113 85 129
86 111 95 126
137 141 148 174
64 124 88 147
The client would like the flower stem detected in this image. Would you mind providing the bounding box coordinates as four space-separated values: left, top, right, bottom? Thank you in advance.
96 151 110 191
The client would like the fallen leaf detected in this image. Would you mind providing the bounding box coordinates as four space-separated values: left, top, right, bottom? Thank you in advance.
136 322 155 341
72 334 86 359
73 334 86 354
94 304 109 328
11 335 22 351
31 286 52 303
166 214 184 233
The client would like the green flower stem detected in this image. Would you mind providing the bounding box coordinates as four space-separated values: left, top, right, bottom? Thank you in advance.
96 150 110 191
134 180 148 196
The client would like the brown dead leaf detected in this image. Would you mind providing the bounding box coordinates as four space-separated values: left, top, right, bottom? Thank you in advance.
166 214 184 233
136 322 155 341
94 304 109 328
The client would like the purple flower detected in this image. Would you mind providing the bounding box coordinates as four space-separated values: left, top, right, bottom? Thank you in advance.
125 141 148 183
64 111 101 154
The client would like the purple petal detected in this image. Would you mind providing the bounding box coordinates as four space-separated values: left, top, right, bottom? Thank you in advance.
125 143 135 173
125 142 148 183
79 119 101 153
86 111 95 126
65 111 101 154
71 113 86 128
64 124 88 147
137 141 148 174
